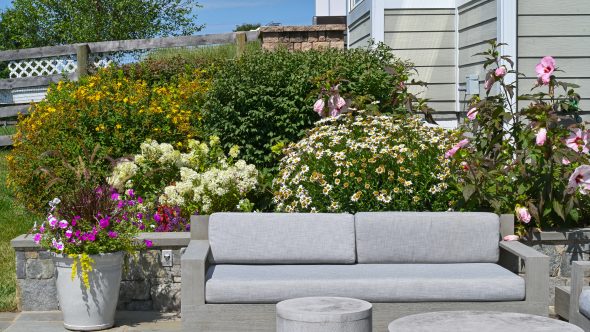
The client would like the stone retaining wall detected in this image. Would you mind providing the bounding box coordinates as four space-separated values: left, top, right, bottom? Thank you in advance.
259 25 346 51
11 232 190 312
529 229 590 307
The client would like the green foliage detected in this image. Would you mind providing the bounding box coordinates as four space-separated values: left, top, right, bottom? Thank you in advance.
273 112 462 213
0 149 39 311
7 68 210 213
202 44 414 174
0 0 203 49
233 23 261 32
452 41 590 234
145 41 261 67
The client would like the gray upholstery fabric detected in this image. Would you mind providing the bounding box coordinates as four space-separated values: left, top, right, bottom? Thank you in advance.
205 263 524 303
355 212 500 263
579 287 590 319
208 213 356 264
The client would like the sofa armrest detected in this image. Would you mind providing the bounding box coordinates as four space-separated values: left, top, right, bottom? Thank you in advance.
181 240 210 308
499 241 549 303
569 261 590 323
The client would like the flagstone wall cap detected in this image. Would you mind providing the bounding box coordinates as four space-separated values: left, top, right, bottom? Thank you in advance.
11 232 190 249
260 25 346 33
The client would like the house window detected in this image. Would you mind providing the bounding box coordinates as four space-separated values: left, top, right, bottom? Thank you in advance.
350 0 365 11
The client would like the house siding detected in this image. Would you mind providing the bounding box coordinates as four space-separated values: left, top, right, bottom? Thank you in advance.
383 8 457 126
458 0 498 108
518 0 590 114
348 0 372 49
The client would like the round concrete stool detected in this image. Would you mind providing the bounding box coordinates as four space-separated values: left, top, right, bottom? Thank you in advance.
276 297 372 332
388 311 583 332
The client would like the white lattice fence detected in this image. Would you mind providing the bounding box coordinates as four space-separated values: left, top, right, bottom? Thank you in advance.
8 53 115 78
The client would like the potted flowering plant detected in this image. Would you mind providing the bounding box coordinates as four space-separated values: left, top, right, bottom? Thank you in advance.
31 185 150 331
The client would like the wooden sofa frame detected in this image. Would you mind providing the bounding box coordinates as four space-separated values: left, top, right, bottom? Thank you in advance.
181 216 549 332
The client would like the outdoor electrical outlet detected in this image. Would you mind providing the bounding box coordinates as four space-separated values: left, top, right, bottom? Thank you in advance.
465 74 480 95
161 249 173 267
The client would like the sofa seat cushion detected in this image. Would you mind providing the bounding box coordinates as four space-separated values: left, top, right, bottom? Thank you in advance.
579 287 590 319
208 213 356 264
205 263 525 304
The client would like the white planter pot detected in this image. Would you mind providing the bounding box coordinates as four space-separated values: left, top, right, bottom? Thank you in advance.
53 252 123 331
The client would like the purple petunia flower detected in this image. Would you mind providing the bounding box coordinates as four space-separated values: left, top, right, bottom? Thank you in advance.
65 229 73 239
99 217 110 229
33 233 42 244
144 240 153 248
111 192 120 201
108 231 118 238
58 220 68 229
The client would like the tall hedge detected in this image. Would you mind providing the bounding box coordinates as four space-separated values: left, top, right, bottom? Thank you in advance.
202 45 413 173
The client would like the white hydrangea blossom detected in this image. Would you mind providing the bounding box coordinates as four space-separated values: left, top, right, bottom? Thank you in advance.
110 136 259 215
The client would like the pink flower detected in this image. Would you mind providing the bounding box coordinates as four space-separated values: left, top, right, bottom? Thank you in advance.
466 107 478 121
536 128 547 146
565 129 589 153
39 224 45 233
313 99 325 115
460 161 470 171
503 235 520 241
495 66 507 78
99 217 110 229
328 95 346 117
110 192 120 201
48 215 58 229
535 56 555 85
33 233 42 244
515 205 532 224
58 219 68 229
65 229 73 239
567 165 590 195
52 238 64 251
444 139 469 159
144 239 153 248
484 77 495 91
562 158 571 165
108 231 118 238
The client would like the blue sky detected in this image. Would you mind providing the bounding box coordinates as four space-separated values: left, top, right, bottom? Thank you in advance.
0 0 315 34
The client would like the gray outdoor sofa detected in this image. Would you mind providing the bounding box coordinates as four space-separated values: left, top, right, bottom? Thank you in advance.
181 212 549 331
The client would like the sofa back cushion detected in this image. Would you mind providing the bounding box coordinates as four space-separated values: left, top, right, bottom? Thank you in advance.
208 212 356 264
355 212 500 263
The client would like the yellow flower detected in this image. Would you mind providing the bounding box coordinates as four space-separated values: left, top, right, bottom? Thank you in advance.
115 124 122 129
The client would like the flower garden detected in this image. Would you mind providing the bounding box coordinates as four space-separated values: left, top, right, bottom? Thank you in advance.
1 39 590 328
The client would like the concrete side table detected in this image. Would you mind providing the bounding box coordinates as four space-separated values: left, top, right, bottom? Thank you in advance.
277 297 372 332
388 311 584 332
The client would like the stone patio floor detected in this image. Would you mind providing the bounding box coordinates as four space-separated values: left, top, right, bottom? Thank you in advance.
0 311 181 331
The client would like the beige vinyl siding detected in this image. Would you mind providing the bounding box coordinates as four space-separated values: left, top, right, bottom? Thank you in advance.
384 8 456 123
349 12 372 48
517 0 590 114
458 0 497 108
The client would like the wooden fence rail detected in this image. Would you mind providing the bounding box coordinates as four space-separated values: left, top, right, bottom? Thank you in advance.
0 31 259 147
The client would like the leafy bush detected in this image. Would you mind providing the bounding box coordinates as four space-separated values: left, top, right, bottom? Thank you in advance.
109 137 259 216
7 68 210 213
450 41 590 234
273 112 461 213
202 44 414 173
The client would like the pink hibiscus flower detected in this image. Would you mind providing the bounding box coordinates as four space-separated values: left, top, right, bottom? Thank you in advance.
515 205 531 224
536 128 547 146
466 107 478 121
495 66 507 78
535 56 555 85
567 165 590 195
565 129 589 154
444 139 469 159
328 95 346 117
313 99 325 115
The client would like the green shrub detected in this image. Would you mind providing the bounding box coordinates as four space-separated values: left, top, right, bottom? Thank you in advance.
202 44 413 173
7 68 210 213
273 112 462 213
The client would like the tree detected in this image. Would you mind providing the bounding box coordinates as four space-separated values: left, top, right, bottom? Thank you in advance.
0 0 204 50
233 23 260 32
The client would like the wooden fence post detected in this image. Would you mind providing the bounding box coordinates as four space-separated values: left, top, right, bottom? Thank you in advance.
236 32 246 57
75 44 90 79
